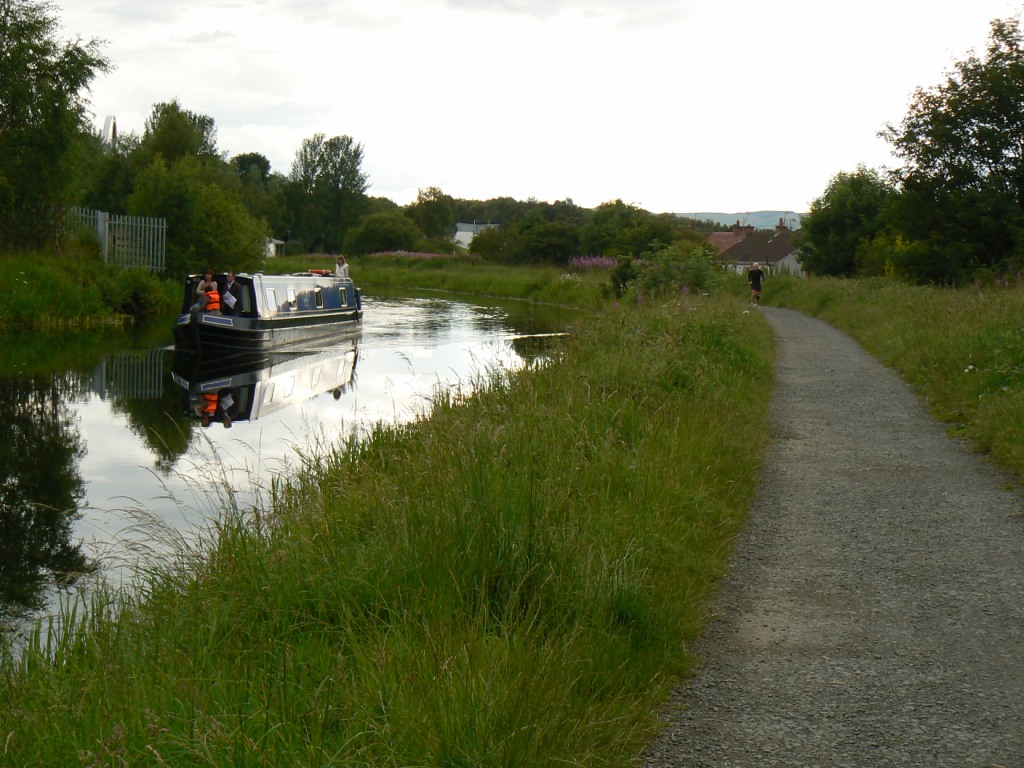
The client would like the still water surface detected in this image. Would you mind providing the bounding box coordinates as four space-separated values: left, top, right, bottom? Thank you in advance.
0 292 575 637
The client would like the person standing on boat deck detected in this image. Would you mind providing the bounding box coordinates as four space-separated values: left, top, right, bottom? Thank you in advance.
222 271 243 316
335 255 349 278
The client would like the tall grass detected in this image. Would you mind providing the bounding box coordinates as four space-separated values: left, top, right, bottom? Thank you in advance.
269 252 611 309
0 294 775 766
0 249 180 330
768 275 1024 480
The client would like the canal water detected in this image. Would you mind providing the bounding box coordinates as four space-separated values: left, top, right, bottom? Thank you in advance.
0 292 576 640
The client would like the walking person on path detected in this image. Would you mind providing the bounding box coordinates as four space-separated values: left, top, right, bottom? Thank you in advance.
747 262 765 305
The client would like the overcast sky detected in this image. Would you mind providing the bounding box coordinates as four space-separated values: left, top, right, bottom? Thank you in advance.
58 0 1021 214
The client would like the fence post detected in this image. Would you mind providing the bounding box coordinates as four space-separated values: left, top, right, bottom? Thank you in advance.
98 211 110 265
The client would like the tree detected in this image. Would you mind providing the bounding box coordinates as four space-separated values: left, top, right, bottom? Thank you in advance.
0 0 110 248
881 16 1024 281
231 152 291 240
579 200 692 257
231 152 271 182
510 216 581 265
635 241 722 297
136 99 218 167
798 166 893 277
289 132 370 251
344 211 420 255
406 186 456 240
126 156 267 275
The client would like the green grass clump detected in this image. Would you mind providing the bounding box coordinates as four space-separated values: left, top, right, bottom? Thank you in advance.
0 249 180 330
768 275 1024 480
0 294 774 766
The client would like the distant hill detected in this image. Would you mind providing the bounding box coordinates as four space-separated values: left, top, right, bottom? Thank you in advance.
679 211 804 230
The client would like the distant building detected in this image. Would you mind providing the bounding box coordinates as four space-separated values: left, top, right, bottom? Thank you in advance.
455 221 498 249
101 116 117 151
265 238 285 258
711 218 804 276
708 221 755 256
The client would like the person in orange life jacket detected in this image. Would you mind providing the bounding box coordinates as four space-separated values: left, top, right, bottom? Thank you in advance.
192 269 221 311
195 269 216 301
203 286 221 312
193 391 219 428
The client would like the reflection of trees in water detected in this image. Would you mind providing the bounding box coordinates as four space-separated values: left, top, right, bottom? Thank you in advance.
104 351 193 474
508 334 561 368
0 374 92 622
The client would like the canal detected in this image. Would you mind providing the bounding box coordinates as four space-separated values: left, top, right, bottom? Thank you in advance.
0 291 576 640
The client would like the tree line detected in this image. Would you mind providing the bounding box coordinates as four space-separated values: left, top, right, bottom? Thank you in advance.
799 17 1024 284
0 0 727 279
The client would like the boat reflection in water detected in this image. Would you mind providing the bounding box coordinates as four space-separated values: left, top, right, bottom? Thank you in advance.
171 333 360 429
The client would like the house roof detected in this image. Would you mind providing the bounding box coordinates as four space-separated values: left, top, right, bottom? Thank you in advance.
708 231 747 253
720 225 796 266
707 221 755 254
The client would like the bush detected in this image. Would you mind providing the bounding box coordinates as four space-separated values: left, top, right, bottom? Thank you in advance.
344 212 421 255
632 241 723 298
96 267 176 321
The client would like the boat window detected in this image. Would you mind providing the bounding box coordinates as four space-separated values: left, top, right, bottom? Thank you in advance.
314 287 324 309
287 288 297 306
339 287 348 307
266 289 277 313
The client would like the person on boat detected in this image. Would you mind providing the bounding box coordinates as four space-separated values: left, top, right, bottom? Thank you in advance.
335 255 349 278
200 283 221 312
195 269 217 301
192 270 221 311
219 389 236 429
222 271 243 315
193 391 219 427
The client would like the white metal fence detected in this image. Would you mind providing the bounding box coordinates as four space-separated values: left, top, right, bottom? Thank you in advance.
70 207 167 271
91 349 167 400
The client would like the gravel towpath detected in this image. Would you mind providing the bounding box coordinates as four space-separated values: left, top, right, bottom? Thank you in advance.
641 307 1024 768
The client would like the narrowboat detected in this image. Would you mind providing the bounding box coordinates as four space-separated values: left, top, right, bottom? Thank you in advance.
174 270 362 352
171 336 360 427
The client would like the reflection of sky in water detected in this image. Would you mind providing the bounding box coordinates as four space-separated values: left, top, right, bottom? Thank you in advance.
65 295 565 601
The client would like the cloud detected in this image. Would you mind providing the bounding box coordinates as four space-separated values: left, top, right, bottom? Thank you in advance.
445 0 691 26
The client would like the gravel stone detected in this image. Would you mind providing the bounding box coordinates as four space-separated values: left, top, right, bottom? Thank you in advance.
641 307 1024 768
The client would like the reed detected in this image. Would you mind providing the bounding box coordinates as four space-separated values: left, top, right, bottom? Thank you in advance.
768 275 1024 480
0 293 775 766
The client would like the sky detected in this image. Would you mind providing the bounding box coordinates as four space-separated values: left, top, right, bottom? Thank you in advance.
57 0 1023 214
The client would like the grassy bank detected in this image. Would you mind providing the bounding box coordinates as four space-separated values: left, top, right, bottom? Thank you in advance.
768 275 1024 481
0 249 180 331
0 294 774 766
272 252 612 309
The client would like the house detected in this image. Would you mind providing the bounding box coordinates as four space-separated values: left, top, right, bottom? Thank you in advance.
265 238 285 258
454 221 498 249
711 218 803 276
708 220 754 256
